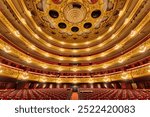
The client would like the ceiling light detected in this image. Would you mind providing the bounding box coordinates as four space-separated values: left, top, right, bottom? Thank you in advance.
26 57 32 63
73 50 77 53
72 43 77 46
124 18 129 25
119 10 123 16
72 58 78 62
58 67 63 72
114 44 121 50
57 79 62 84
130 30 136 37
148 65 150 73
48 36 54 40
86 57 92 61
85 41 90 45
108 27 113 32
60 41 66 45
101 53 107 57
111 34 116 39
42 65 48 69
102 64 109 69
34 34 40 39
0 69 3 73
86 48 91 52
46 43 52 47
0 65 3 73
96 36 102 40
139 45 147 53
3 46 11 53
44 53 50 57
37 27 42 32
59 57 64 61
30 45 36 50
14 30 20 37
118 58 125 63
20 18 26 25
98 43 104 47
60 48 65 52
27 10 32 17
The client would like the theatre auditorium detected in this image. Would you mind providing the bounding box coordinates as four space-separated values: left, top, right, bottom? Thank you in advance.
0 0 150 100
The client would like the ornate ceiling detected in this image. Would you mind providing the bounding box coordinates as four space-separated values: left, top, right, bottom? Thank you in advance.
0 0 150 83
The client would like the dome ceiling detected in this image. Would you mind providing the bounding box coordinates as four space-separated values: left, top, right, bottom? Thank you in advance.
23 0 127 44
0 0 150 83
32 0 117 42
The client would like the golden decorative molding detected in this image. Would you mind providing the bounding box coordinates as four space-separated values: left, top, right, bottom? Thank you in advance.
0 0 149 77
0 64 149 83
0 36 149 71
6 0 127 45
0 9 149 64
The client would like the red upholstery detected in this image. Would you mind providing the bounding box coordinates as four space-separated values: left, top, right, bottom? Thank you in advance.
0 88 71 100
79 88 150 100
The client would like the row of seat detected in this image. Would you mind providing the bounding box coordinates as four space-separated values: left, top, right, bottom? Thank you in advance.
0 88 71 100
1 88 150 100
79 88 150 100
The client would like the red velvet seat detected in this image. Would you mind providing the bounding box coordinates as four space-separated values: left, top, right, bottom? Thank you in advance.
79 88 150 100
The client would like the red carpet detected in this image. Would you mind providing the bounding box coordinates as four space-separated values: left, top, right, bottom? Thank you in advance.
71 93 79 100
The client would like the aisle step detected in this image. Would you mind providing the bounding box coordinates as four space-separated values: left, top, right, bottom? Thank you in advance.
70 93 79 100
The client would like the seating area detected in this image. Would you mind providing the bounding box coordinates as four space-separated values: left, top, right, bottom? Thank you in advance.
1 88 150 100
0 88 71 100
79 88 150 100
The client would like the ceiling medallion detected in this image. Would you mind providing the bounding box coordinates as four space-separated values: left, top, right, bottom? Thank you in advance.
64 2 87 24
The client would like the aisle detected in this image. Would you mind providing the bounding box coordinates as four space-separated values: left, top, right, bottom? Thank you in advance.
70 92 79 100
